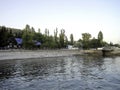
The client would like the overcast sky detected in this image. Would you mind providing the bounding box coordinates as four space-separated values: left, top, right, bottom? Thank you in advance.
0 0 120 43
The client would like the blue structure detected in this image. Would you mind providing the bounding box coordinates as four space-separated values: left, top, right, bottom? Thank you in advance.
15 38 23 45
35 42 41 46
34 40 41 46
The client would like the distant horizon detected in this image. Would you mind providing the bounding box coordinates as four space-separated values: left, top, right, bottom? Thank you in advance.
0 0 120 43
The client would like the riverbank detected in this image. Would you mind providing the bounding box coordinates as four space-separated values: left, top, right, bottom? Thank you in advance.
1 49 120 60
102 48 120 56
0 49 84 60
0 49 103 60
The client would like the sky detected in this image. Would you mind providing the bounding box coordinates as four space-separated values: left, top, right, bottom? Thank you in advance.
0 0 120 43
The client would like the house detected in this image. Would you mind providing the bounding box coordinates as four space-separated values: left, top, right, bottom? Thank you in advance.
15 38 23 48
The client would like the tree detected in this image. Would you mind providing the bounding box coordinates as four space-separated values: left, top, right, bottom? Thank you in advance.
82 33 91 41
38 28 41 33
59 29 65 48
44 28 49 36
47 36 55 49
64 36 68 47
77 39 83 49
31 27 36 39
22 24 35 49
70 34 74 45
0 26 9 47
54 28 59 48
98 31 103 41
90 37 98 49
110 42 113 46
98 31 103 47
54 28 58 42
82 33 91 49
31 27 35 33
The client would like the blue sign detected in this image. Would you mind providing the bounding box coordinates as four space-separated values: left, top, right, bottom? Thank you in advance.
15 38 23 45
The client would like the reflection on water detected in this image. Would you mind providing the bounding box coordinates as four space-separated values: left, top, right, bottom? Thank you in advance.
0 56 120 90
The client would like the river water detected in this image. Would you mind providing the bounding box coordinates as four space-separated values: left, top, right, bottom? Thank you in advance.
0 55 120 90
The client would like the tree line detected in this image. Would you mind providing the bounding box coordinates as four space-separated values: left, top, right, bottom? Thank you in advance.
0 24 118 50
78 31 107 49
0 25 74 49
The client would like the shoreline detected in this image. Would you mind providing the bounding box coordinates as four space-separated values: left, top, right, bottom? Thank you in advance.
0 49 84 60
0 49 120 61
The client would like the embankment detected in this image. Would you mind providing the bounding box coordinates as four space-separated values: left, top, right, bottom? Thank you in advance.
0 49 83 60
1 49 120 60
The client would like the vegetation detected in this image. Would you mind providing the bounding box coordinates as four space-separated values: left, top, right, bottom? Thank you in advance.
70 34 74 45
82 33 91 49
98 31 103 47
77 31 108 49
0 25 119 50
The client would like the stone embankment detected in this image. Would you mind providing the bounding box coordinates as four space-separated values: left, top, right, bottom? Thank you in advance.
0 49 82 60
1 49 119 60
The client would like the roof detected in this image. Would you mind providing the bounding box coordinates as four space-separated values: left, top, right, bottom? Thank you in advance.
15 38 23 44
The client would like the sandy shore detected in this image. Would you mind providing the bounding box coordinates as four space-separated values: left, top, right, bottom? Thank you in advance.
0 49 83 60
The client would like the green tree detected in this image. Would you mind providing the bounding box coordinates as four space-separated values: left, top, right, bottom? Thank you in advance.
54 28 58 42
0 26 24 48
41 28 50 49
0 26 9 47
82 33 91 41
47 36 55 49
31 27 36 40
110 42 113 46
90 37 98 49
82 33 91 49
38 28 41 33
98 31 103 47
22 24 35 49
77 39 83 49
98 31 103 41
59 29 65 48
64 36 68 47
31 27 35 33
54 28 59 48
44 28 49 36
70 34 74 45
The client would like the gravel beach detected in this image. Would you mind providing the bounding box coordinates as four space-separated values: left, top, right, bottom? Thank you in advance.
0 49 82 60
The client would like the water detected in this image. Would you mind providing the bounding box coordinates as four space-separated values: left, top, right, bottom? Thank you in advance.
0 56 120 90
